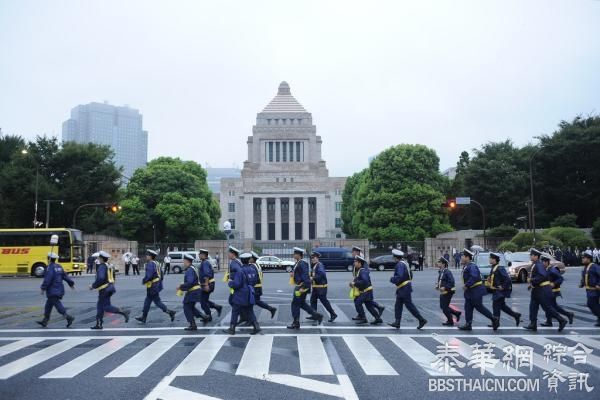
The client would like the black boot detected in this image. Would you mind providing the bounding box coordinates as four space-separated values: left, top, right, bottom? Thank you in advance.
558 318 567 332
328 314 338 323
65 314 74 328
90 319 103 330
388 320 400 329
135 315 147 324
377 305 385 317
314 313 324 325
351 315 363 321
36 317 49 328
455 311 462 322
442 321 454 326
250 321 262 335
269 307 277 319
491 317 500 331
222 324 235 335
417 318 428 330
119 309 130 323
458 323 472 331
215 304 223 317
305 315 315 320
370 318 383 325
185 320 198 331
567 312 574 325
540 319 553 327
287 319 300 329
514 313 522 327
355 317 368 325
167 310 176 322
524 322 537 331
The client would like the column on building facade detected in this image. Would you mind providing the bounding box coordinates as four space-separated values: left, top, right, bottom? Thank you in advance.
316 194 327 239
302 197 309 240
244 196 254 240
289 197 296 241
275 197 282 241
261 197 268 241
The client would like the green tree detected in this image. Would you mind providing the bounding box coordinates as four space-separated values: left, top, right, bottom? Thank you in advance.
535 115 600 226
487 224 518 238
544 227 594 250
593 218 600 246
550 213 579 228
120 157 220 243
341 170 365 237
351 144 452 241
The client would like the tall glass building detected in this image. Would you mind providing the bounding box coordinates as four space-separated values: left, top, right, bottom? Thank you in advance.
62 102 148 179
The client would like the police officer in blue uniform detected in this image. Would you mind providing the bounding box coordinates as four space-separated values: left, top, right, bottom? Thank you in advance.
308 251 337 322
524 248 567 332
352 255 383 325
287 247 323 329
224 250 260 335
248 251 277 319
487 252 521 327
89 251 129 330
435 256 461 326
389 249 427 329
458 248 499 331
135 250 176 324
177 254 203 331
198 249 223 321
37 252 75 328
580 250 600 326
541 253 574 327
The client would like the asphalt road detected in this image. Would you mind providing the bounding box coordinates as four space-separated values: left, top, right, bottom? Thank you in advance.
0 266 598 400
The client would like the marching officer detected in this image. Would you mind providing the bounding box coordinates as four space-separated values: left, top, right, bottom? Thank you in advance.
249 251 277 319
487 252 521 327
580 250 600 326
389 249 427 329
135 250 176 324
435 256 461 326
458 248 499 331
89 251 129 330
308 251 337 322
287 247 323 329
223 250 259 335
351 246 363 277
541 253 574 327
524 248 567 332
198 249 223 321
37 252 75 328
177 254 204 331
351 255 383 325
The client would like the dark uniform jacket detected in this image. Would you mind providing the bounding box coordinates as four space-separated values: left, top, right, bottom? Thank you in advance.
142 260 163 294
293 259 312 290
200 259 215 292
41 262 74 297
489 264 512 300
437 267 455 295
462 262 486 299
582 263 600 298
180 265 201 303
390 260 412 296
92 263 115 294
312 262 328 286
546 265 563 297
229 259 251 306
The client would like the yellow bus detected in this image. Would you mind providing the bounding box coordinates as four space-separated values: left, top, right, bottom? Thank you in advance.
0 228 84 277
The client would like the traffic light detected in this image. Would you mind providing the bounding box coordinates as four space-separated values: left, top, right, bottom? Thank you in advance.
106 203 122 213
442 199 456 209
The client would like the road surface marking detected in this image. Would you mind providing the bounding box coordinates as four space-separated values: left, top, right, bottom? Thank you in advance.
297 336 333 375
342 336 397 375
236 335 273 378
389 336 462 376
106 337 181 377
0 338 44 358
172 335 228 376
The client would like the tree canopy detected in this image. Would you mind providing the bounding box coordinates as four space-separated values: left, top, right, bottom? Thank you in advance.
119 157 220 243
343 144 452 241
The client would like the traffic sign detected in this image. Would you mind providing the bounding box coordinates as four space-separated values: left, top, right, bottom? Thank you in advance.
455 197 471 205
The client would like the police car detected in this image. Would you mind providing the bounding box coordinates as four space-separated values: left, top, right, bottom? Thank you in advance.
256 256 295 272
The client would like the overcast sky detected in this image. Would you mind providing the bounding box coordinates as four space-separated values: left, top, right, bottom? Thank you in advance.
1 0 599 176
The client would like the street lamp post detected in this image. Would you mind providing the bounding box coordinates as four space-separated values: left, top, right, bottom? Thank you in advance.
44 199 65 228
470 199 486 249
21 149 41 228
529 148 542 243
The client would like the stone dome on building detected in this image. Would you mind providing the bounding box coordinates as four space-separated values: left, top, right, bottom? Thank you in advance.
261 81 307 113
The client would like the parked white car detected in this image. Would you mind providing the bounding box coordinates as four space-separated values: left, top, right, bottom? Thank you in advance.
256 256 295 272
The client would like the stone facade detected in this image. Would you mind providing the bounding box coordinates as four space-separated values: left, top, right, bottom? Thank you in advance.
219 82 346 240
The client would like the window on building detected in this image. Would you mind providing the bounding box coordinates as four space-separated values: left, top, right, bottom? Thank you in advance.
296 141 301 162
282 142 287 162
295 223 303 240
335 218 342 228
276 141 280 162
276 178 279 183
335 202 342 211
309 198 316 211
309 223 316 240
268 142 274 162
282 200 289 211
228 203 235 213
255 223 261 240
282 223 289 240
268 223 275 240
289 142 294 162
267 201 275 211
229 219 236 229
290 177 294 183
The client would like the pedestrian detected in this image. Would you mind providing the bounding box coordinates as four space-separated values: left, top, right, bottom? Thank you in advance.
580 250 600 327
177 254 205 331
123 252 131 276
308 251 337 322
37 252 75 328
248 251 277 319
418 252 424 271
458 248 499 331
86 253 95 275
198 248 223 321
435 256 461 326
351 246 363 278
89 251 129 330
453 251 461 269
555 247 563 263
487 252 521 327
223 248 259 335
163 254 171 275
132 255 140 275
351 255 384 325
240 252 261 334
523 248 567 332
135 250 176 324
594 248 599 264
388 249 427 329
540 253 574 327
287 247 323 329
215 253 220 271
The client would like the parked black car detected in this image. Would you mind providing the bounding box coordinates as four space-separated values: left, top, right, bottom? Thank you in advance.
369 254 419 271
315 247 355 271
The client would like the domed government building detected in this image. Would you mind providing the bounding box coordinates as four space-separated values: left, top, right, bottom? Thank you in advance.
219 82 346 241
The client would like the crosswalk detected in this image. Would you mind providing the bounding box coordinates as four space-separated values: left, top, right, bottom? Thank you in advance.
0 333 598 381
